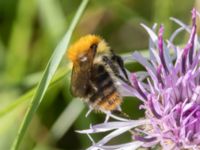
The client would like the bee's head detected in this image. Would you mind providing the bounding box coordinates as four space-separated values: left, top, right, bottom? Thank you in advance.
67 35 110 65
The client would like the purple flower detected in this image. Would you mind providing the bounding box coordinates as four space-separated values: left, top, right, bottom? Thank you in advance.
78 9 200 150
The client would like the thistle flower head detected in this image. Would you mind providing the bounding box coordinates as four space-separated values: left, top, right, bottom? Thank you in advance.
79 9 200 150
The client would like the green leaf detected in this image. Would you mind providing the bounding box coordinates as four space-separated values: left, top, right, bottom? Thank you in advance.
0 66 70 118
11 0 90 149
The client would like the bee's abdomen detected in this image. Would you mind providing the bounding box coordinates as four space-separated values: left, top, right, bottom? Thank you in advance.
89 64 122 111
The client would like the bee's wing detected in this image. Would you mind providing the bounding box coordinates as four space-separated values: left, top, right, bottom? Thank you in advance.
70 64 92 97
112 54 129 81
102 54 131 85
70 45 97 98
105 53 130 85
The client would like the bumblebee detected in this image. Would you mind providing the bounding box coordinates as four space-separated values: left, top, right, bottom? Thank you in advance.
67 35 130 112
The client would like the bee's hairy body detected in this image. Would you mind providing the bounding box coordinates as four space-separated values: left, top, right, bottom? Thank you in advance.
87 55 122 111
68 35 129 112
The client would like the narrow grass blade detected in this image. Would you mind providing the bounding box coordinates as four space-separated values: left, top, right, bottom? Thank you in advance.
33 98 84 148
5 0 37 84
0 66 70 118
0 36 5 71
11 0 90 149
50 98 84 140
38 0 66 41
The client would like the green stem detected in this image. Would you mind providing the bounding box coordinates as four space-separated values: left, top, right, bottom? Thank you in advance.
11 0 90 149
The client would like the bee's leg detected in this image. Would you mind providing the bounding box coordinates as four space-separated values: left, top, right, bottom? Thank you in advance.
116 105 122 111
102 56 131 86
102 109 129 121
86 134 95 145
104 112 111 123
85 106 93 118
111 109 130 119
103 110 127 123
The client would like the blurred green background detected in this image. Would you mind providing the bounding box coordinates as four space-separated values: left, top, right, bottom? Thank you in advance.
0 0 198 149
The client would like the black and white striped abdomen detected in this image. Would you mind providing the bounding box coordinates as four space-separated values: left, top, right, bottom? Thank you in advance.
88 63 122 111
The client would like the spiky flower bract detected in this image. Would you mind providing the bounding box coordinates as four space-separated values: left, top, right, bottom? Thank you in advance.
78 9 200 150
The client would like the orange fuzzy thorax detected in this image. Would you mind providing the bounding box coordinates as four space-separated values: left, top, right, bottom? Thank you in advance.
67 35 101 63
